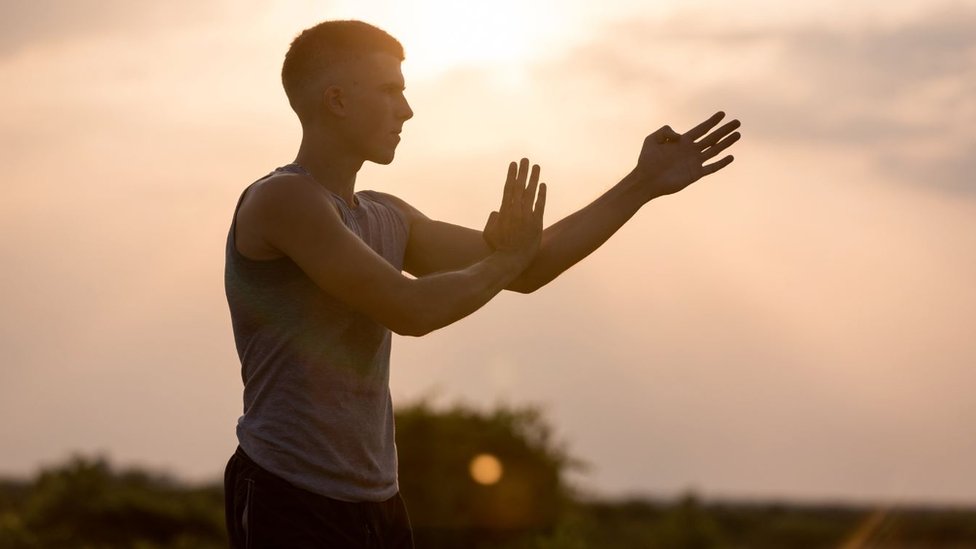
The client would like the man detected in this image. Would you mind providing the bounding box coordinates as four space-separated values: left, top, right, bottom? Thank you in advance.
224 19 739 548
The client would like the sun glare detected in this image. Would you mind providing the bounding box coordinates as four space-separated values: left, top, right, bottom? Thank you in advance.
377 0 565 79
395 1 541 76
270 1 575 80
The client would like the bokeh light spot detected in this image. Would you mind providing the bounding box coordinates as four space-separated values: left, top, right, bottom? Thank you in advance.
469 453 503 485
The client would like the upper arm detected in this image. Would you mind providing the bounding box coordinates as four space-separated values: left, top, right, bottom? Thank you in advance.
239 176 417 332
377 192 494 277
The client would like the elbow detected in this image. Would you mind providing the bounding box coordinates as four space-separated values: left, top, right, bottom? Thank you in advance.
507 276 544 294
391 321 434 338
386 295 438 337
391 326 423 337
387 312 431 337
509 284 536 295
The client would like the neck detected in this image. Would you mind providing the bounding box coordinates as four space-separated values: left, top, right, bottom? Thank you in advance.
294 127 364 208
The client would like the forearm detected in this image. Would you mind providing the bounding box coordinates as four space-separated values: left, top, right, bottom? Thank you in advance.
396 250 529 336
509 170 654 293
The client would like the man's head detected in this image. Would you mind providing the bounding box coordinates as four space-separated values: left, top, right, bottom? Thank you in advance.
283 20 413 164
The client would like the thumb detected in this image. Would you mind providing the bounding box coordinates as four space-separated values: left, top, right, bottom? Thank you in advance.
648 125 681 145
483 211 500 248
484 210 499 232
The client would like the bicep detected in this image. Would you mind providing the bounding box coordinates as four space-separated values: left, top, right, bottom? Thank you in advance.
375 192 494 277
404 218 493 277
253 179 414 329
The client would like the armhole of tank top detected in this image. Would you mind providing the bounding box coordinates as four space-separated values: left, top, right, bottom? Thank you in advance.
230 182 290 265
361 191 410 238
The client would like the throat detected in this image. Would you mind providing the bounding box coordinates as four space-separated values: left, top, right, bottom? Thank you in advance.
290 160 360 208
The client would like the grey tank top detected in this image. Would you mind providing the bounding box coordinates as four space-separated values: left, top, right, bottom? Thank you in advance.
224 163 409 502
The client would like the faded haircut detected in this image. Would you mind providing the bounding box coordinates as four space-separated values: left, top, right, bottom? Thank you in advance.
281 20 404 115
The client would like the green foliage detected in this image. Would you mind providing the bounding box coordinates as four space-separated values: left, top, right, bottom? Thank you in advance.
712 503 863 549
0 456 225 548
576 495 725 549
395 399 579 548
2 403 976 548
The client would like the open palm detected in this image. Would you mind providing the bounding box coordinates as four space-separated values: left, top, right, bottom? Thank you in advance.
636 112 741 197
483 158 546 255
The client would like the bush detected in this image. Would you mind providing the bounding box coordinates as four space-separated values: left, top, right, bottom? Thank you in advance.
395 400 579 548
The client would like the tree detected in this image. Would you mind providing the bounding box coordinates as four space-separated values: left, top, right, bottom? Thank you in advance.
395 399 580 548
1 456 225 548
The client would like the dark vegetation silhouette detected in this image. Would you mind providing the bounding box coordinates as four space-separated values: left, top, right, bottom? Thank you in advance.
395 400 577 548
0 456 224 547
1 401 975 548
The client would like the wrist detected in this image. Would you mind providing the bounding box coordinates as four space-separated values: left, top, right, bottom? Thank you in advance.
624 168 663 203
482 231 498 252
494 247 534 272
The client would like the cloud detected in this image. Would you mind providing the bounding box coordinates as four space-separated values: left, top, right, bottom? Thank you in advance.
0 0 224 57
2 0 974 502
544 3 976 193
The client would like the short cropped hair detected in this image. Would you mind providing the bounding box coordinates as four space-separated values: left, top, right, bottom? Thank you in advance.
282 20 404 113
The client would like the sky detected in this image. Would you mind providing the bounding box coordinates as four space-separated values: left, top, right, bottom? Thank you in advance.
1 0 974 505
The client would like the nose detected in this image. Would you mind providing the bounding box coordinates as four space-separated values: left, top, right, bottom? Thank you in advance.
399 95 413 122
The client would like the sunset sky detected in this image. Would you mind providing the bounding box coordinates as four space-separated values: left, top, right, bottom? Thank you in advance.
1 0 974 504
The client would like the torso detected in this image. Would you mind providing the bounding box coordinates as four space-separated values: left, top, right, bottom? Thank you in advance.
225 164 411 501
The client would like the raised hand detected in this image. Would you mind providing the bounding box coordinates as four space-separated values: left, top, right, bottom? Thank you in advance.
634 112 741 198
483 158 547 260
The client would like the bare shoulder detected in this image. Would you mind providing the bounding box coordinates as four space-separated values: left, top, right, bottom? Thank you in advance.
235 172 339 260
243 172 330 210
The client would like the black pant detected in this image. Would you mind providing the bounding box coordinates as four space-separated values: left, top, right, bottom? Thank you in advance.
224 447 414 548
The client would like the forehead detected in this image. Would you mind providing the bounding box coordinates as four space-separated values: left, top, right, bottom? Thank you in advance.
346 52 404 86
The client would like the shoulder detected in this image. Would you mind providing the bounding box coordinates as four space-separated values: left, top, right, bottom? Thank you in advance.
241 172 339 221
360 190 429 225
236 172 346 258
247 172 328 204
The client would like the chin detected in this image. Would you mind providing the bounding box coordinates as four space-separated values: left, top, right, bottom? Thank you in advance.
368 154 395 166
367 148 397 165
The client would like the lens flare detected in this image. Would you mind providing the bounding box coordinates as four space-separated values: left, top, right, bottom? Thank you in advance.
469 453 503 485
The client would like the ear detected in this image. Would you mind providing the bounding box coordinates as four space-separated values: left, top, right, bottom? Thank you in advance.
323 85 346 117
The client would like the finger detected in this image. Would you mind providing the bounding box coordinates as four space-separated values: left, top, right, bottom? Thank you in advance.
683 111 725 142
513 157 529 213
533 182 547 226
702 131 740 160
696 119 740 150
702 155 734 175
500 161 518 215
523 164 540 216
648 125 681 145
